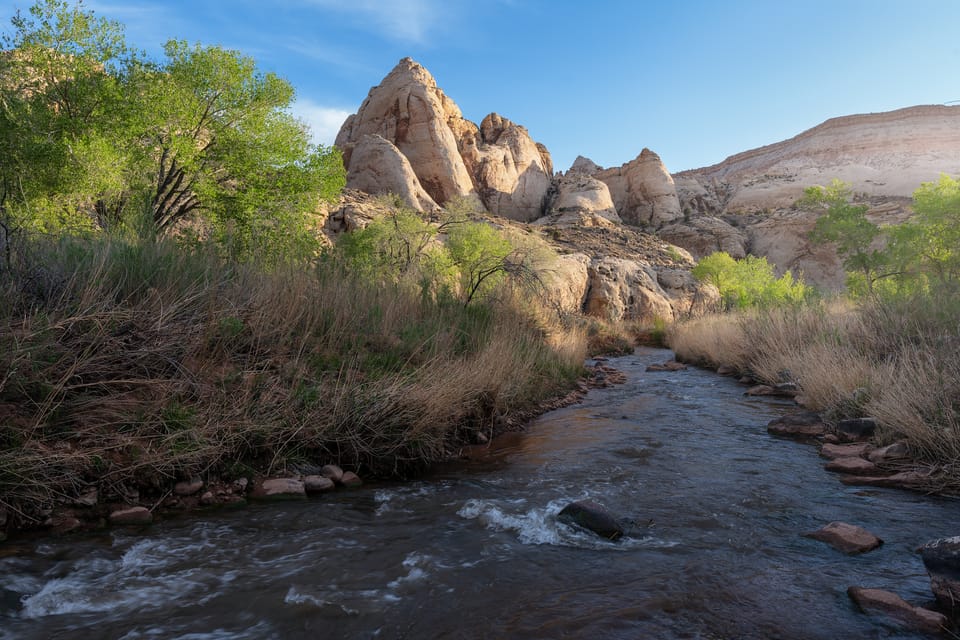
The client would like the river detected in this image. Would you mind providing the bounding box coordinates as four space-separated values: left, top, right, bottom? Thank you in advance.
2 347 958 639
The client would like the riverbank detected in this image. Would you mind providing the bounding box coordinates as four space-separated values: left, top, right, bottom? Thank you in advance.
0 235 601 540
667 297 960 493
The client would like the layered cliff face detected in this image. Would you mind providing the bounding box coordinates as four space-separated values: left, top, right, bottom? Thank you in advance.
672 105 960 289
676 105 960 215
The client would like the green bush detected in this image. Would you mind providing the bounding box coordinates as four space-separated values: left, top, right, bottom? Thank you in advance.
691 251 813 309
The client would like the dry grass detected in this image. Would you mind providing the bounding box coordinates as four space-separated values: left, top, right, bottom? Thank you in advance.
0 235 587 528
667 296 960 476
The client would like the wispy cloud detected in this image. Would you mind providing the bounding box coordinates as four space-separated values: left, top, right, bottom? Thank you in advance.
291 99 354 146
298 0 452 44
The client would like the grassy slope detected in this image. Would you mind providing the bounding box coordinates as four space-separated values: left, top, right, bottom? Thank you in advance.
0 236 587 531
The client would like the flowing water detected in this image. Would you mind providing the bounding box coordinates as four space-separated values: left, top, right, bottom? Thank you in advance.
3 347 959 639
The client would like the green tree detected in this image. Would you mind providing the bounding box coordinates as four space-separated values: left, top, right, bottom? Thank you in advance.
896 174 960 292
802 179 887 295
0 0 345 264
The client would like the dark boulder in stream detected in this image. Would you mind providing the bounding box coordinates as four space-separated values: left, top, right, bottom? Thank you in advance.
557 500 624 540
919 537 960 612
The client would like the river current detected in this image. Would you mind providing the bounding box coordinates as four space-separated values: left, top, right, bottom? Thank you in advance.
3 347 959 639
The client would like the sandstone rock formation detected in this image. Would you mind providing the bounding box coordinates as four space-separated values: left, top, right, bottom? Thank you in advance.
336 58 475 205
457 113 554 221
584 257 716 321
677 105 960 214
659 216 747 259
344 134 439 212
537 172 621 227
594 149 683 227
336 58 553 222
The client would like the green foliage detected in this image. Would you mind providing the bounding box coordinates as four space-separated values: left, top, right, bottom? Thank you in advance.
0 0 345 265
692 251 812 309
897 174 960 293
803 179 887 294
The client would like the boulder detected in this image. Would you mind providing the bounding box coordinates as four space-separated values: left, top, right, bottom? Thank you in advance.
343 134 440 212
109 506 153 526
335 57 476 205
848 587 948 633
303 475 336 493
646 361 687 372
321 464 344 483
839 470 931 489
252 478 306 500
767 412 826 438
820 443 872 459
659 216 748 260
837 418 878 442
868 441 909 464
174 478 204 497
584 257 675 322
557 500 624 540
920 537 960 612
539 252 590 315
595 149 682 227
804 521 883 554
537 172 621 227
824 457 880 475
340 471 363 488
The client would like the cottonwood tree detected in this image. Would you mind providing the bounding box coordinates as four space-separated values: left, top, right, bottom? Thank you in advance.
0 0 345 264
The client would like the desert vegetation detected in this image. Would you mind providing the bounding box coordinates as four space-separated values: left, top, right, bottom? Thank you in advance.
672 176 960 484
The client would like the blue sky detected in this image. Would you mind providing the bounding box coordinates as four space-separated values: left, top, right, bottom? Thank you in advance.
3 0 960 172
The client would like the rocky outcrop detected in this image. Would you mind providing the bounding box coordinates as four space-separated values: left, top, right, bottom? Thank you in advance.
323 189 388 235
595 149 683 227
766 412 827 438
677 105 960 214
344 134 439 212
540 253 591 315
659 216 747 259
537 172 621 227
457 113 554 222
584 257 717 321
337 58 553 222
336 58 476 205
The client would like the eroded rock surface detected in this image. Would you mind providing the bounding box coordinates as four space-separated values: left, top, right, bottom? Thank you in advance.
595 149 683 227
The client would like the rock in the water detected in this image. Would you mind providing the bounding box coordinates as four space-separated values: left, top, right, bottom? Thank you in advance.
557 500 624 540
646 361 687 372
804 521 883 554
174 478 204 497
304 475 336 493
820 442 872 459
717 364 738 376
252 478 306 500
839 470 931 489
920 537 960 611
340 471 363 488
825 457 880 476
767 412 827 438
109 506 153 526
848 587 947 632
837 417 878 441
321 465 344 483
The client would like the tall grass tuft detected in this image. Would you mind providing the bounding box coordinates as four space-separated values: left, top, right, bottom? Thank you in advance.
0 234 586 527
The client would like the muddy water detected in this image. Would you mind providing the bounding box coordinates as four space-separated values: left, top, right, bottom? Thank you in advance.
3 347 959 639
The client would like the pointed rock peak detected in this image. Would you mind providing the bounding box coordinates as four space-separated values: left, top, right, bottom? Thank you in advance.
569 156 602 174
480 112 517 144
383 56 437 88
638 148 662 162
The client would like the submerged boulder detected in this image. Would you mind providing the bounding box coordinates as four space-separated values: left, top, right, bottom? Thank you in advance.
848 587 948 633
804 521 883 554
557 500 624 541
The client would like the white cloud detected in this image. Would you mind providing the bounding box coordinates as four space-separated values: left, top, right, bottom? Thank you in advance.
291 99 354 146
301 0 449 44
